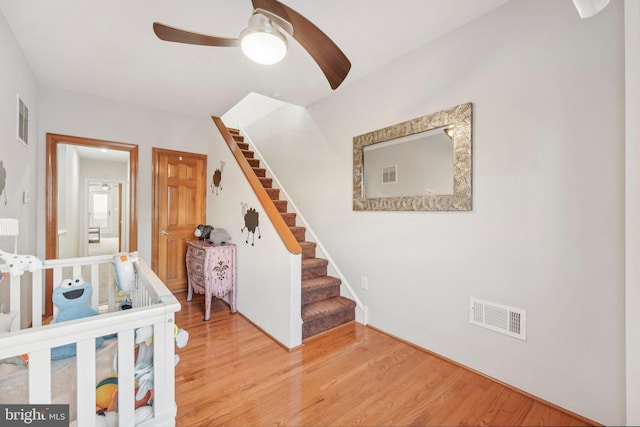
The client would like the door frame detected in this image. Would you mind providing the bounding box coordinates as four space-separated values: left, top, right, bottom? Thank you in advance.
46 133 138 314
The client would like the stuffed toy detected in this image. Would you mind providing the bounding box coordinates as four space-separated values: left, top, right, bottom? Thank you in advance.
194 224 214 241
131 323 189 402
0 311 29 366
93 323 189 427
111 252 137 293
50 277 104 360
0 250 42 276
0 311 16 333
209 228 231 245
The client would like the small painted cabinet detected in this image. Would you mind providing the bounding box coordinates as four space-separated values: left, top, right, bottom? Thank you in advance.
186 239 237 321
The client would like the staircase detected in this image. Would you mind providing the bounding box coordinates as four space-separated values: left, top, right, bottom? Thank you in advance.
229 128 356 340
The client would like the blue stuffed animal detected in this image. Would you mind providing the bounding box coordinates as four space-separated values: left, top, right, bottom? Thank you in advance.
50 277 104 360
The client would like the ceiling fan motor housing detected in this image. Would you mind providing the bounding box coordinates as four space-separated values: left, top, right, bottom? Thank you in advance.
239 13 288 65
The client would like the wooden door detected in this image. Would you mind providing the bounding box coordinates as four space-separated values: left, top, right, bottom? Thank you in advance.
152 148 207 293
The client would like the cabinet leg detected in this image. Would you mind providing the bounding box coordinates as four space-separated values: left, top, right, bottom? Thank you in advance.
229 288 237 314
204 291 212 321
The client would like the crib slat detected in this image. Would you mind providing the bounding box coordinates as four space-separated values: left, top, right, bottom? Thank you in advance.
29 348 51 403
117 329 136 427
31 269 43 328
152 319 175 415
53 267 62 318
77 339 97 427
91 263 100 311
108 267 116 312
9 274 20 331
72 264 82 280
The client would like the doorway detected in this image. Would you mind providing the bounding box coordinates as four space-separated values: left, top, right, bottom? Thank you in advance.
45 133 138 315
87 181 123 256
151 148 207 293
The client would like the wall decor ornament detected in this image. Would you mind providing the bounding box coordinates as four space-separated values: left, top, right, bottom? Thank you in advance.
211 161 225 195
353 102 472 211
241 202 261 246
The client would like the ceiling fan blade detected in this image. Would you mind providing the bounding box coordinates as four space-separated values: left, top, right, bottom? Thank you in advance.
252 0 351 90
153 22 240 47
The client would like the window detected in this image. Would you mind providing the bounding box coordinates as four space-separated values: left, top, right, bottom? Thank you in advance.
382 165 397 184
17 95 28 146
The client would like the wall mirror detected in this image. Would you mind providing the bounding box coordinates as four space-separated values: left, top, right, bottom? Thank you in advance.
353 102 472 211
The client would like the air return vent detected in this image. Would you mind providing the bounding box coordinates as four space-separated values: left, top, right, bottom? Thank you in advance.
469 297 526 340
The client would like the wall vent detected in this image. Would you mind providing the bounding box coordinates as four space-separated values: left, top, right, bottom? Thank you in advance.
469 297 526 340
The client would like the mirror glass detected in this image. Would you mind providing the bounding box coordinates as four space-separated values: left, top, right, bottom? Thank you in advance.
363 126 454 198
353 102 472 211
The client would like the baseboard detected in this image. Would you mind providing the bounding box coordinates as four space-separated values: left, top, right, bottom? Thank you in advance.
236 311 304 352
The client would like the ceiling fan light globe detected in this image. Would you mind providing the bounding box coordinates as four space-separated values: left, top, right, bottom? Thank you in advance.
240 14 287 65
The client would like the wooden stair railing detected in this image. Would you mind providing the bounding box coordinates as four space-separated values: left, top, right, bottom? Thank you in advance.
212 117 301 255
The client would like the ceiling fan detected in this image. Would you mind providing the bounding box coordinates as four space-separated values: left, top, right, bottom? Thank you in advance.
153 0 352 90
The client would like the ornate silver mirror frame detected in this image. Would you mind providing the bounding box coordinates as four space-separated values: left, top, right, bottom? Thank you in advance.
353 102 472 211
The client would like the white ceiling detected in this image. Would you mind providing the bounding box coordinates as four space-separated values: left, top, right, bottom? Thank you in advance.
73 145 129 163
0 0 511 118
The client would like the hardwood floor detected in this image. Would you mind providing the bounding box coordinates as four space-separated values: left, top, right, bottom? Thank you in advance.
174 294 596 427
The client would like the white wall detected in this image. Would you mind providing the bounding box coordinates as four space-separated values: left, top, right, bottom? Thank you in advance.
57 144 81 259
242 1 625 424
80 158 128 238
36 87 214 263
205 120 302 348
625 0 640 424
0 11 40 325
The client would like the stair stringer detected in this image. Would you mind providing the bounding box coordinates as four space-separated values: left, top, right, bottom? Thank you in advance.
240 128 367 325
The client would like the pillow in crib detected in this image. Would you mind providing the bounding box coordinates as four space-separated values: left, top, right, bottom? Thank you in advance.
0 311 17 333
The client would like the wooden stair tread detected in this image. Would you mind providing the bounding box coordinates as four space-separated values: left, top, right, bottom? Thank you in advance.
302 276 341 292
266 188 280 199
302 257 328 268
273 200 288 212
259 177 273 188
281 212 296 226
302 296 356 322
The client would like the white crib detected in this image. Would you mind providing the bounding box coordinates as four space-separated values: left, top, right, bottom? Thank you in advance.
0 253 181 427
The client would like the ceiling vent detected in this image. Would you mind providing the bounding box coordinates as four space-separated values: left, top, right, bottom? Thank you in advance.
469 297 526 341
